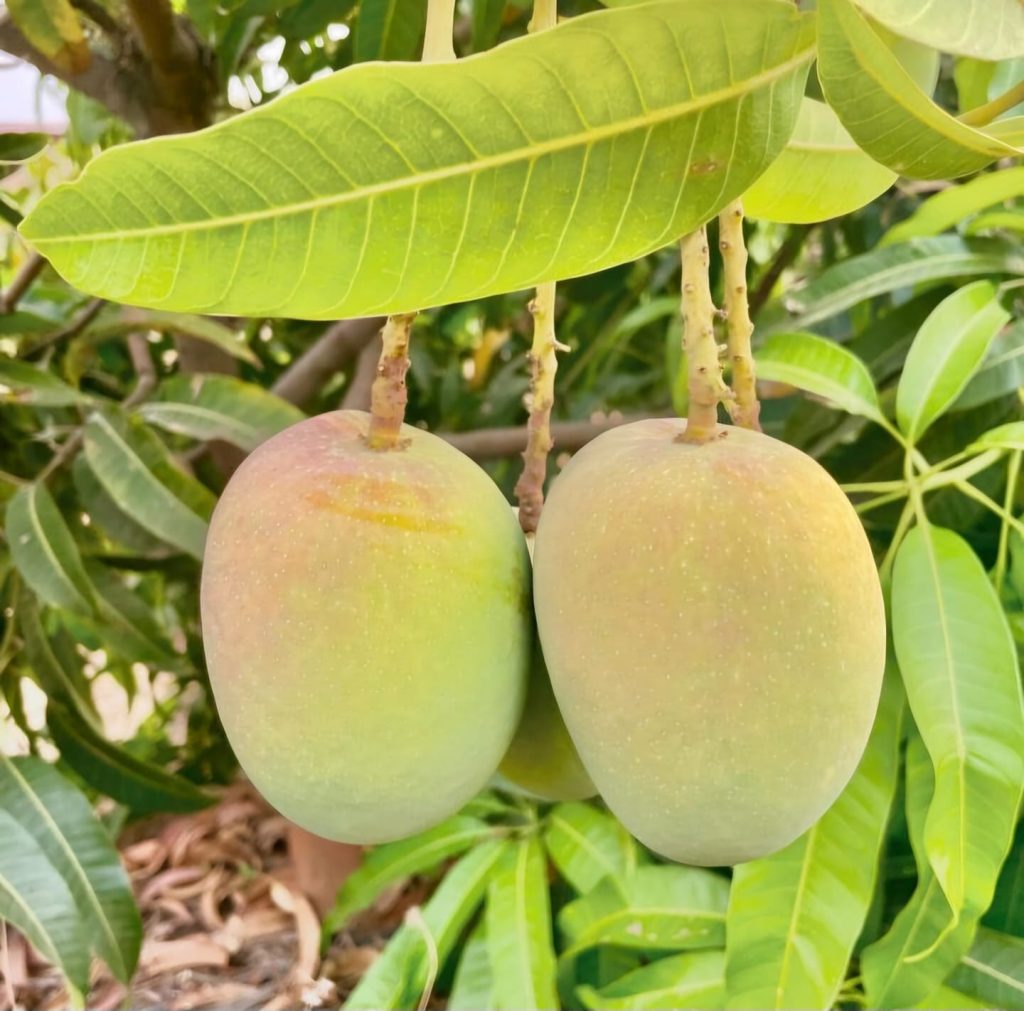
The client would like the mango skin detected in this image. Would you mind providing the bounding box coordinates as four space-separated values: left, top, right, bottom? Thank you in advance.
201 410 530 843
533 419 885 866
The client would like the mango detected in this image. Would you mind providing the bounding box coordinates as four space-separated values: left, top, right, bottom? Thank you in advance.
533 419 885 866
201 410 530 843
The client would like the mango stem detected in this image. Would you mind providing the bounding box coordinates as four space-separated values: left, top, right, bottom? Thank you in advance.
680 226 731 443
515 282 567 533
719 199 761 431
366 313 416 450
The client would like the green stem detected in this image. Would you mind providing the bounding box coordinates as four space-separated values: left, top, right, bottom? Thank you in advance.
879 498 915 586
995 450 1022 595
529 0 557 31
855 489 909 515
719 198 760 431
953 478 1024 541
921 449 1004 491
842 480 906 494
959 80 1024 127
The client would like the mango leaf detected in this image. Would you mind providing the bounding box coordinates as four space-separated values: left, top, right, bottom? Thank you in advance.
754 331 884 422
5 483 96 615
891 526 1024 923
966 210 1024 236
0 359 91 407
71 455 166 555
325 814 495 933
0 805 89 1001
559 865 728 961
742 98 896 223
0 754 141 983
344 838 506 1010
916 985 989 1009
724 667 904 1010
0 132 49 163
449 923 495 1010
6 0 89 73
471 0 506 52
83 408 215 559
896 281 1010 441
138 374 304 452
984 820 1024 936
545 801 642 895
757 236 1024 336
948 928 1024 1010
82 311 260 366
353 0 426 61
863 733 978 1008
954 322 1024 412
487 835 558 1010
19 1 814 319
883 168 1024 246
578 951 725 1011
970 421 1024 454
818 0 1019 179
19 592 96 715
853 0 1024 60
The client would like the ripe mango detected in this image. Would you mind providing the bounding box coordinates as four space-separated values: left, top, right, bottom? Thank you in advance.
201 410 530 843
533 419 885 865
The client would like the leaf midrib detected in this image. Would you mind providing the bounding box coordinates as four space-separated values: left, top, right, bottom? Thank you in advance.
29 44 813 247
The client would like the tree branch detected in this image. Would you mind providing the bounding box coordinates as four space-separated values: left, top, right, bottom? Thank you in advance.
272 317 385 408
0 253 45 314
439 412 667 460
69 0 127 42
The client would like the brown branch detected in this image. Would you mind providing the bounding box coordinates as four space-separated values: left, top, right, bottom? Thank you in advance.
440 412 667 460
21 298 105 357
69 0 127 42
340 335 382 411
0 253 45 314
271 317 385 408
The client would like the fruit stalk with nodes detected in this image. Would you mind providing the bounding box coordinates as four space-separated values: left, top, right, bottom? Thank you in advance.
366 313 416 450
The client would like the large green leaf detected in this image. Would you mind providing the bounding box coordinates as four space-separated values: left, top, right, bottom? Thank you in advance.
742 98 896 223
544 801 643 895
83 408 215 559
325 814 496 933
724 668 904 1010
5 483 96 615
449 923 495 1010
818 0 1019 179
863 733 978 1008
754 331 884 422
883 168 1024 246
891 526 1024 923
949 928 1024 1009
344 838 506 1010
0 806 89 1001
138 374 304 452
578 951 725 1010
757 236 1024 336
19 1 814 319
0 755 141 983
487 835 558 1010
559 865 729 961
353 0 427 61
6 0 89 73
853 0 1024 60
895 281 1010 441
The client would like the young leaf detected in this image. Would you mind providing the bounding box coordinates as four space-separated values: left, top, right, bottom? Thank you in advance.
0 132 48 164
6 0 89 74
742 98 896 224
448 922 495 1010
0 755 141 983
486 835 558 1011
545 801 642 894
891 526 1024 922
138 374 304 452
971 421 1024 453
954 322 1024 412
948 928 1024 1009
344 838 506 1010
353 0 427 61
896 281 1010 441
853 0 1024 61
863 734 978 1008
724 667 904 1009
19 1 814 319
5 483 96 615
83 408 214 559
0 359 91 407
758 236 1023 337
818 0 1019 179
754 331 883 422
0 806 90 1001
578 951 725 1011
325 814 496 933
559 865 729 961
883 168 1024 246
